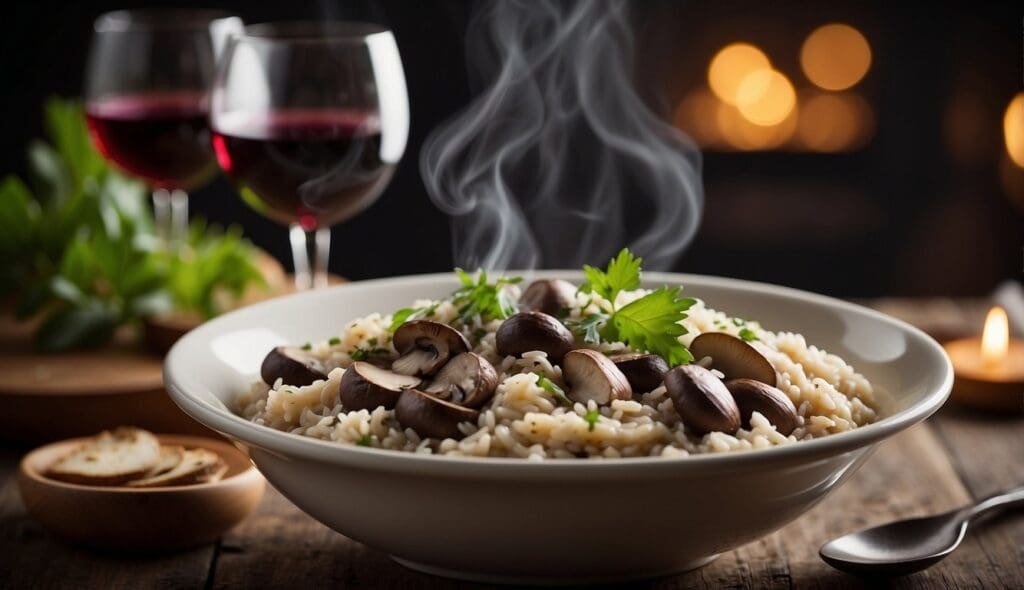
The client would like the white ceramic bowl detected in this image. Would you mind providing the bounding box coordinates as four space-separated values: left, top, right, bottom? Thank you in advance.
165 272 952 584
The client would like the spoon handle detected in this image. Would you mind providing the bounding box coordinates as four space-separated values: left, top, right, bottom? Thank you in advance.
962 484 1024 523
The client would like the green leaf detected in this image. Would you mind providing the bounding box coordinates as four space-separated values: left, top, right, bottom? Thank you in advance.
584 409 600 431
604 287 695 366
388 302 440 332
34 304 119 352
0 176 37 252
579 248 642 310
451 269 522 324
566 312 608 345
26 141 71 203
42 97 105 188
738 327 758 342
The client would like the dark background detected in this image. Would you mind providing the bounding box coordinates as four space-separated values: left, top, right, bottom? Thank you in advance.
4 0 1022 297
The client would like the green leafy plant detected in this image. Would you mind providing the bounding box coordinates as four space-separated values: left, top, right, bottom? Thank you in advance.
0 97 265 352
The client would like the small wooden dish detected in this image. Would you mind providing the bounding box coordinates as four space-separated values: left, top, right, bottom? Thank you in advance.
18 434 265 552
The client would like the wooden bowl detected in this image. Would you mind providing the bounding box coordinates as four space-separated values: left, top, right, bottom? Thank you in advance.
17 434 265 552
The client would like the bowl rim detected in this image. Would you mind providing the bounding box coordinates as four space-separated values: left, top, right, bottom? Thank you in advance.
19 433 262 493
165 271 953 477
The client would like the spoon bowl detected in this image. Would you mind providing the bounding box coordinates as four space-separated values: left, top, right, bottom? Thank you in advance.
820 485 1024 576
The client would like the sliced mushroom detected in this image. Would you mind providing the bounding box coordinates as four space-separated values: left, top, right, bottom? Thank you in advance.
519 279 577 316
688 332 777 387
664 365 740 435
609 353 669 394
725 378 799 435
423 352 499 408
391 320 470 377
339 362 422 411
495 311 575 362
394 389 480 440
563 349 633 405
261 346 328 386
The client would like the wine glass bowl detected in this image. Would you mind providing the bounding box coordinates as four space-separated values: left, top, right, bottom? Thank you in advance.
210 22 409 289
84 9 243 242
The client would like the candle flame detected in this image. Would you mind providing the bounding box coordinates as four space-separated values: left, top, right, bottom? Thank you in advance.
980 306 1009 366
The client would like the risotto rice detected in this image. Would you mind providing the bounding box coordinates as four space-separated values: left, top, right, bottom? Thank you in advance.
236 284 878 460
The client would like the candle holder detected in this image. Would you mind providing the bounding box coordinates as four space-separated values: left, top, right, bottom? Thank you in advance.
943 307 1024 412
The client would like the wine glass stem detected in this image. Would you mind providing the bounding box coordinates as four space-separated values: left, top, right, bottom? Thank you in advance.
153 188 172 246
153 188 190 248
289 224 331 290
170 189 189 245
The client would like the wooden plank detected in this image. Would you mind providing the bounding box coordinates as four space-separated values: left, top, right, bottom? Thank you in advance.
0 451 216 590
655 423 1011 589
208 424 1013 589
931 407 1024 583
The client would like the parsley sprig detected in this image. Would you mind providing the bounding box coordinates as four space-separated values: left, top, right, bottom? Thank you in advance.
451 269 522 324
570 249 695 366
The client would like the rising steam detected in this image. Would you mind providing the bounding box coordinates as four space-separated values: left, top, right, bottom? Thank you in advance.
420 0 703 271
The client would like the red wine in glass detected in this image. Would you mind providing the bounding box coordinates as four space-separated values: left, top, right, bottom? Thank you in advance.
85 92 217 191
211 109 395 230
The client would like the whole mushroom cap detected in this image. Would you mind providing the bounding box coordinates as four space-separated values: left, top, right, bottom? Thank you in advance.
608 352 669 394
495 311 575 363
261 346 328 387
394 389 480 440
664 364 741 435
519 279 577 316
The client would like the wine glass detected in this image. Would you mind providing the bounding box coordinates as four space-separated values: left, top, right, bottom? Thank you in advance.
210 22 409 289
84 9 243 245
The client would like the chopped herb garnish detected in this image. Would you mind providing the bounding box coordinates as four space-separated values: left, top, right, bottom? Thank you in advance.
537 375 571 406
367 337 377 346
566 312 609 345
301 342 312 351
451 269 522 324
738 327 758 342
388 301 441 332
584 409 600 431
350 347 388 361
473 327 488 341
732 318 745 327
328 337 341 346
356 435 373 447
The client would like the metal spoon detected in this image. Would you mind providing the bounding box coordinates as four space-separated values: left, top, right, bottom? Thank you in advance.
820 484 1024 576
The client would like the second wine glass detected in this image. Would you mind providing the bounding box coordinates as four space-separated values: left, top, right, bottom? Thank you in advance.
210 22 409 289
85 9 242 245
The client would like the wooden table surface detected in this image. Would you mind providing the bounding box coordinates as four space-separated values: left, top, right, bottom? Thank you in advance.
1 299 1022 589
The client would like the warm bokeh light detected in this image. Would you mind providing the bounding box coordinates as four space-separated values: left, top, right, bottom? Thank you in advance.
797 92 874 152
981 306 1009 366
716 100 797 151
673 88 724 147
708 43 771 105
1004 92 1024 168
800 24 872 91
735 69 796 127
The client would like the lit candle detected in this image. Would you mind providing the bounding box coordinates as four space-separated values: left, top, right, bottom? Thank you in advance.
943 306 1024 412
